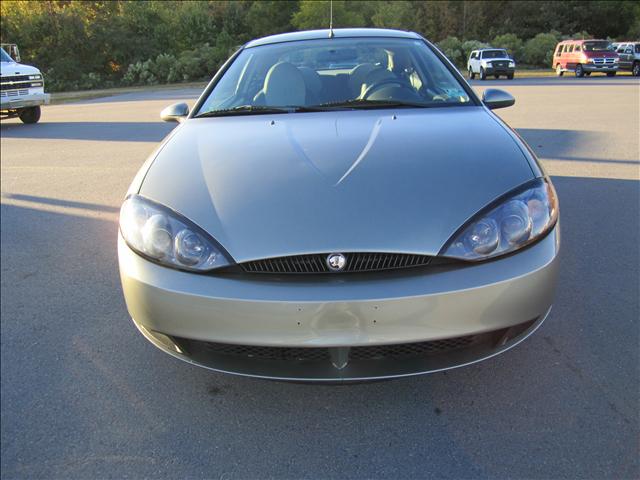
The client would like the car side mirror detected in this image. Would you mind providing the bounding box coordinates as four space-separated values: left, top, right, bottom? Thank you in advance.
9 45 20 63
160 102 189 123
482 89 515 110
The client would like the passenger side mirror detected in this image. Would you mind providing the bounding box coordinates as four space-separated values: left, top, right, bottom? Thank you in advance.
160 102 189 123
482 89 515 110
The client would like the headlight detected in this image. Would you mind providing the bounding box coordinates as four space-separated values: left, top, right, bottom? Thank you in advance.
119 195 233 271
509 61 515 67
28 74 42 80
614 58 619 63
441 178 558 261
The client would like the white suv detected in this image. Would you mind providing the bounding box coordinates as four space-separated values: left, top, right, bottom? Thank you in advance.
467 49 516 80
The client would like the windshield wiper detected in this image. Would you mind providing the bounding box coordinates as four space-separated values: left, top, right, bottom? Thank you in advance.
194 105 290 118
312 99 435 110
194 100 449 118
194 105 327 118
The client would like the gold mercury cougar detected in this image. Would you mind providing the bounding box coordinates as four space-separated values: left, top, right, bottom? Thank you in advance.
118 29 560 382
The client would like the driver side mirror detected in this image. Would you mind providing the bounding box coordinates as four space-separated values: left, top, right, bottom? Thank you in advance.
160 102 189 123
8 45 20 63
482 89 515 110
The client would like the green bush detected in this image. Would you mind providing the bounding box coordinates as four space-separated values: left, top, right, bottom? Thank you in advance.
492 33 524 61
461 40 490 62
78 72 103 90
43 68 71 92
2 1 638 92
523 32 561 66
437 36 464 65
150 53 177 82
565 31 591 40
121 40 236 87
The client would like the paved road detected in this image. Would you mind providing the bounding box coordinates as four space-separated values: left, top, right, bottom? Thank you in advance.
1 77 639 479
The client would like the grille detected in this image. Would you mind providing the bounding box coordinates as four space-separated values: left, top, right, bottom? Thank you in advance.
201 342 330 362
3 89 29 97
593 58 616 64
0 75 42 91
349 336 477 360
492 61 508 67
183 334 479 363
241 252 431 274
1 74 32 83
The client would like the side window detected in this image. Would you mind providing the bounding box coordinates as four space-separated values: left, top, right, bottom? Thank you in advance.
575 44 581 52
625 45 633 54
635 44 640 54
617 44 626 53
569 45 575 53
555 45 563 56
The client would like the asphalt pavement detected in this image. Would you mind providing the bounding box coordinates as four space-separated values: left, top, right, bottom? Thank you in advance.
1 75 639 479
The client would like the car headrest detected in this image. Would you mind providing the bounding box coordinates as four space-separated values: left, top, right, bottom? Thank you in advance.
263 62 306 107
297 66 322 95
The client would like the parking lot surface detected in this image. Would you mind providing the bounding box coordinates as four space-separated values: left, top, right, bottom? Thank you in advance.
1 76 639 479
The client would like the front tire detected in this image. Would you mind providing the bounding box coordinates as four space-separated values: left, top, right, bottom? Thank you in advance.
606 71 616 77
480 67 486 80
19 106 41 124
633 62 640 77
575 64 585 78
556 64 564 76
468 68 475 80
507 73 514 80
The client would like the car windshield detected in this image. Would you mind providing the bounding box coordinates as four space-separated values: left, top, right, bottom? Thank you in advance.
583 41 612 52
195 37 472 117
482 50 508 59
0 48 13 63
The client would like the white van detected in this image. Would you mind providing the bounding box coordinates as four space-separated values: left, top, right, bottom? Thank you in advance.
1 44 50 123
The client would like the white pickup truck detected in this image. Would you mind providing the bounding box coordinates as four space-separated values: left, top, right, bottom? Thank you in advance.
1 44 50 123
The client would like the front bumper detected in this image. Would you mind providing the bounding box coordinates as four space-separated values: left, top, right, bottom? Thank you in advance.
119 227 559 381
485 65 515 75
583 63 618 72
0 92 50 110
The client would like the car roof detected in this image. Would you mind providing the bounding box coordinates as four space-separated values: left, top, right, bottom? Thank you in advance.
559 39 608 43
244 28 422 48
477 48 505 51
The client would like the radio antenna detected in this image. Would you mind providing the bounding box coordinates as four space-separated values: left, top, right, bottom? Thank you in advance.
329 0 334 38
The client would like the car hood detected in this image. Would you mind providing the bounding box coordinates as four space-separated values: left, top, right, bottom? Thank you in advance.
0 62 41 76
140 107 534 262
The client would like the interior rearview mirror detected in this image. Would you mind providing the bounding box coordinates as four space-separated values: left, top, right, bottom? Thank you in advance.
160 102 189 123
482 89 515 110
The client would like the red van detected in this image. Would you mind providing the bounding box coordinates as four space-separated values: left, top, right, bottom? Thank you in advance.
553 39 619 77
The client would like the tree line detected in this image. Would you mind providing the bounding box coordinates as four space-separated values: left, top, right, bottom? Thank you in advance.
1 0 638 91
